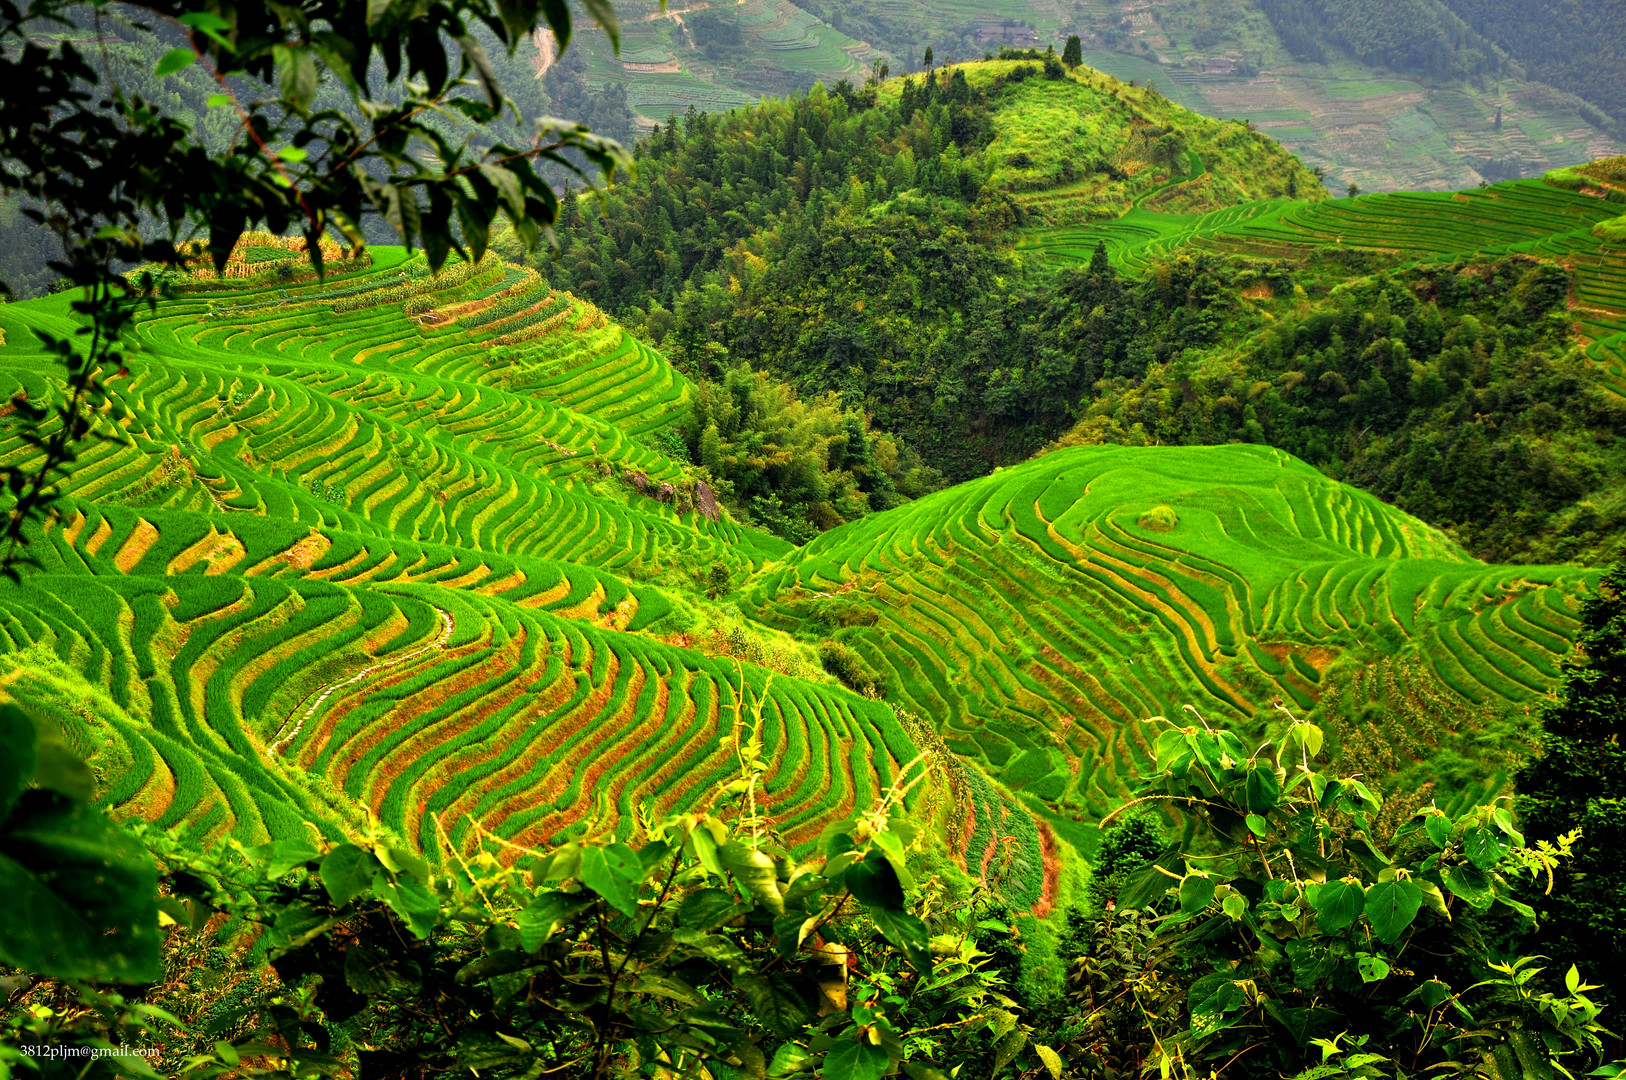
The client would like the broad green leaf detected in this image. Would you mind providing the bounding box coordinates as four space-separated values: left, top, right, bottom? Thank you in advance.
768 1042 813 1077
734 972 815 1038
869 907 932 973
247 839 319 880
823 1039 888 1080
1311 879 1365 933
993 1029 1028 1073
1463 826 1503 870
679 887 747 932
1357 954 1390 982
517 891 593 951
372 873 439 938
1036 1044 1064 1080
1245 813 1269 837
1222 893 1247 921
1416 881 1451 921
0 704 36 822
1441 864 1494 910
1567 965 1581 994
1364 879 1423 943
690 823 725 877
273 44 317 113
774 911 824 959
479 164 526 219
580 842 643 917
1425 813 1453 849
155 47 196 77
720 840 784 915
843 853 905 910
1243 762 1281 813
0 791 161 982
320 844 379 908
1179 874 1215 915
277 146 308 163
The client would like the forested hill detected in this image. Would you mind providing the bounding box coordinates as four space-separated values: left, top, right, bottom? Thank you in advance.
539 58 1323 480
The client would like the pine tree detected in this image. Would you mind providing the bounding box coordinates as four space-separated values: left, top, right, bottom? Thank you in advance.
1062 34 1083 69
923 46 933 71
1517 562 1626 1004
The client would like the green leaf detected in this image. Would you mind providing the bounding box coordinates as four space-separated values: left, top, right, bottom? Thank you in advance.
1179 875 1215 915
823 1039 888 1080
993 1029 1028 1073
1311 879 1365 933
1364 879 1423 944
843 853 905 910
517 891 593 951
734 972 814 1038
1036 1044 1064 1080
1441 864 1494 910
0 791 161 982
1357 954 1390 982
479 164 526 220
769 1043 813 1077
720 840 784 915
247 839 319 880
0 705 37 822
1245 813 1269 837
868 907 932 973
1425 813 1453 849
155 47 196 77
320 845 379 908
1222 893 1247 921
1243 762 1281 813
372 873 439 938
580 842 643 917
1463 826 1503 870
277 146 308 163
273 44 317 113
679 887 747 932
774 911 823 959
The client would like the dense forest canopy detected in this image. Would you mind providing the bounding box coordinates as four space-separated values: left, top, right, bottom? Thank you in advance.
541 61 1321 482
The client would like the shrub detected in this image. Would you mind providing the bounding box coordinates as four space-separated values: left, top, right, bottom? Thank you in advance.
1138 505 1179 531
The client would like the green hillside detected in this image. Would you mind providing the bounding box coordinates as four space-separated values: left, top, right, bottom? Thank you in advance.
742 443 1597 851
0 228 1605 922
0 245 1001 870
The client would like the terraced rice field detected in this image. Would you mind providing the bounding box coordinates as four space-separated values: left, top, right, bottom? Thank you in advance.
0 230 1603 912
0 248 955 878
1018 176 1626 397
742 445 1598 846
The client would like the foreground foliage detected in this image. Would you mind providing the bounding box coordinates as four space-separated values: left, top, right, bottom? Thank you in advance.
1516 562 1626 1007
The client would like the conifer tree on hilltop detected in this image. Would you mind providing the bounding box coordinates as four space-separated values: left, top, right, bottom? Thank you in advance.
1517 562 1626 1004
1062 34 1083 70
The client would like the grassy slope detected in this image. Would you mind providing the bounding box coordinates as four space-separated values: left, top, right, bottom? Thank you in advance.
955 62 1327 223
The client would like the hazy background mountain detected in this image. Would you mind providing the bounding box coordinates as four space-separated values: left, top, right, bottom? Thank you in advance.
557 0 1624 193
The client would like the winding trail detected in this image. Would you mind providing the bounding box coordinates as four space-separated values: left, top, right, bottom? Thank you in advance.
268 606 455 755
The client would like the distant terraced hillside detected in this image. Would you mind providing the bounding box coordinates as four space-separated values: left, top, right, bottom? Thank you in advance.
742 444 1599 851
1019 170 1626 399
